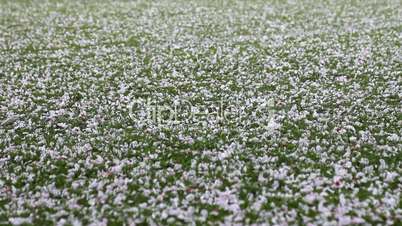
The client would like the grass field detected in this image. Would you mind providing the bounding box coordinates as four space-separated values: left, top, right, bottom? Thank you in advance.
0 0 401 225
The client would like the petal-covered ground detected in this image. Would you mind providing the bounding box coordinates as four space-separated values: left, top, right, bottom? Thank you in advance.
0 0 401 225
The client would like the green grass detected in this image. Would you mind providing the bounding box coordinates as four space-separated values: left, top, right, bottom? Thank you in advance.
0 0 401 225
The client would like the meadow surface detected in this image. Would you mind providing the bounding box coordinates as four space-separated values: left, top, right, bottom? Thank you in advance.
0 0 401 225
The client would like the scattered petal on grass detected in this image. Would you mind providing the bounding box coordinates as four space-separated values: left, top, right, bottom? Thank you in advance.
0 0 401 225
